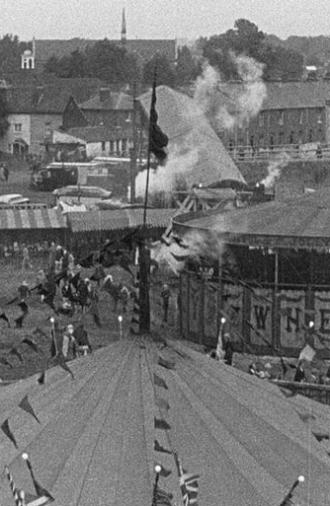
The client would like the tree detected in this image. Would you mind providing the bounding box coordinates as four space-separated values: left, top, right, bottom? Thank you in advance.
175 45 201 86
143 54 176 87
0 34 29 74
0 93 9 138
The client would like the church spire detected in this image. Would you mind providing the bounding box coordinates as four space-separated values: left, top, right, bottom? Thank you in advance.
121 8 127 43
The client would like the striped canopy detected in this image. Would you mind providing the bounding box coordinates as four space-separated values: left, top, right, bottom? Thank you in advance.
0 209 66 230
0 338 329 505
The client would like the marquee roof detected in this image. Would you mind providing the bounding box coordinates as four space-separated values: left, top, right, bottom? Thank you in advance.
0 209 66 230
173 187 330 250
0 338 329 505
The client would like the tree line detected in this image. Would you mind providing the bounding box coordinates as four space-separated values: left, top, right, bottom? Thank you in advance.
0 21 327 89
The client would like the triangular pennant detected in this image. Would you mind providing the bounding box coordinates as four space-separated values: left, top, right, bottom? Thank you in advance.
158 356 175 370
131 316 140 324
1 419 18 448
154 417 171 430
38 371 46 385
155 397 170 411
154 440 172 454
0 312 10 326
299 344 316 362
18 395 40 424
154 374 168 390
0 356 13 368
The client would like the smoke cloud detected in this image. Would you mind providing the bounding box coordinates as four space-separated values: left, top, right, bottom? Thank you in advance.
194 54 267 131
135 136 199 199
260 152 291 189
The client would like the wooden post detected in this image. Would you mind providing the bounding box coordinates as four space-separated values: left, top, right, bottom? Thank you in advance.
273 250 280 351
139 241 150 334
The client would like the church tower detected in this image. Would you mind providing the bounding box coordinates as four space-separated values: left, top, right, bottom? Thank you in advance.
121 8 127 43
21 36 36 70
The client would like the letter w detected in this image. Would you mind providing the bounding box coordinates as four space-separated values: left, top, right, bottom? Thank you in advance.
254 305 270 330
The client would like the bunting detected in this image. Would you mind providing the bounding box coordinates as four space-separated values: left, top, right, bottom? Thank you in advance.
155 397 170 411
22 337 40 354
158 356 175 370
38 371 46 385
154 439 172 454
154 418 171 430
1 418 18 448
154 374 168 390
18 395 40 424
154 488 173 506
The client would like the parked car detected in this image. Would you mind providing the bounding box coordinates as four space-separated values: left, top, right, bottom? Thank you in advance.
0 194 30 206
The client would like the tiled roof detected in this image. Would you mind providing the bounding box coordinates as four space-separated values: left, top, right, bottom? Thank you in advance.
67 208 176 232
138 85 245 187
173 186 330 249
80 91 133 111
218 80 330 110
34 38 176 65
6 78 103 114
0 208 66 229
0 338 329 505
67 125 128 143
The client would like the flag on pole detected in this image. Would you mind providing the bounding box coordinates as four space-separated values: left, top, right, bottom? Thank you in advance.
1 418 18 448
5 466 25 506
174 453 199 505
22 453 54 503
18 395 40 424
149 77 168 163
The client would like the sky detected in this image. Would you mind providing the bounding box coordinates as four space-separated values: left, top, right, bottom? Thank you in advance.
2 0 330 41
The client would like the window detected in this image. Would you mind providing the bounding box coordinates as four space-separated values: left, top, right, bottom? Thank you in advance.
299 111 304 124
289 131 294 144
109 141 114 154
122 138 128 153
14 123 22 132
258 113 264 127
101 141 106 151
278 132 284 144
278 111 284 126
317 110 323 124
308 129 313 142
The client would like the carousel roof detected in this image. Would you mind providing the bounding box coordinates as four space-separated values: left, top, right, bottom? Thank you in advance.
138 86 245 188
172 187 330 250
0 337 329 505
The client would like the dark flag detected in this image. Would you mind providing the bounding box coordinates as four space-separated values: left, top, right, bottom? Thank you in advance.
18 395 40 424
38 371 46 385
149 77 168 163
174 453 199 506
154 418 171 430
158 356 175 370
155 397 170 411
22 337 40 354
154 439 172 454
154 374 168 390
1 419 18 448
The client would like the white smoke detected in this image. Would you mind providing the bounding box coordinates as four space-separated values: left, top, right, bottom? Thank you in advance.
260 152 291 189
193 54 267 131
135 140 199 198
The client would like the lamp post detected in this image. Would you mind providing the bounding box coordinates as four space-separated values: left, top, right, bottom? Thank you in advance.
50 317 57 354
152 464 162 506
118 315 123 340
279 475 305 506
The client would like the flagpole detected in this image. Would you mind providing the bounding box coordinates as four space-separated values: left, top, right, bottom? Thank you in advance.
139 67 157 334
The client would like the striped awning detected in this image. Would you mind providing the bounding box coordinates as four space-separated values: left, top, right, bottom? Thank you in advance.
67 208 176 233
0 209 66 230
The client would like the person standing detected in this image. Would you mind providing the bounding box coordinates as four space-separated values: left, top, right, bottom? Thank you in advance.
62 324 76 359
160 283 171 323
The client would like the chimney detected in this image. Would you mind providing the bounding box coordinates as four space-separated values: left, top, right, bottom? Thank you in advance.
121 8 127 43
99 87 111 102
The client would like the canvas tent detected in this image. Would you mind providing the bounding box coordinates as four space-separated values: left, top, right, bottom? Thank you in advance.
138 85 245 188
0 337 330 505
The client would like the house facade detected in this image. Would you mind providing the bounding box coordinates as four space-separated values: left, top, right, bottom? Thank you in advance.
212 80 330 151
67 126 132 158
0 78 102 156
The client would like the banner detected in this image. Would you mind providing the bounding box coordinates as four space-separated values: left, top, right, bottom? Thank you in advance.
249 288 273 346
279 290 306 348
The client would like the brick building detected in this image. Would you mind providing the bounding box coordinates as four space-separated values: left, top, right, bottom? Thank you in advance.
0 78 102 156
216 80 330 151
